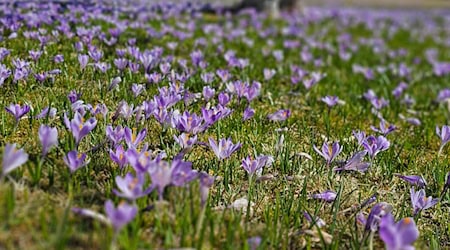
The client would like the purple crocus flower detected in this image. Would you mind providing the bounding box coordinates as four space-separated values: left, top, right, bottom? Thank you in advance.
106 125 124 145
203 86 215 101
171 159 198 187
353 130 366 145
313 142 342 166
125 148 153 173
131 83 145 97
243 81 261 102
303 211 326 228
34 73 47 83
436 88 450 103
216 69 230 82
321 96 340 107
5 103 30 123
333 151 370 172
173 133 197 150
436 125 450 155
357 202 392 232
379 213 419 250
54 54 64 63
29 50 42 61
199 171 215 206
247 236 262 250
362 135 390 159
394 174 427 188
1 143 29 176
311 190 337 202
218 92 231 106
241 155 273 176
267 109 290 121
104 200 137 232
113 172 153 200
174 111 204 134
243 107 255 121
370 97 389 110
410 187 439 215
63 150 89 173
67 90 82 104
65 112 97 145
78 54 89 70
263 68 276 80
208 137 242 160
370 120 396 136
38 125 58 156
147 159 195 200
124 127 146 149
108 76 122 91
114 58 128 71
35 107 57 119
109 145 128 168
392 82 408 99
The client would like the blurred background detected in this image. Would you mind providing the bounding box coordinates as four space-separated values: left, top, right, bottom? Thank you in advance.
201 0 450 8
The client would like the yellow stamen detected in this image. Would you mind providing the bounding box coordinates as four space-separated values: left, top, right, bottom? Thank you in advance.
132 128 137 142
403 218 412 225
128 178 139 190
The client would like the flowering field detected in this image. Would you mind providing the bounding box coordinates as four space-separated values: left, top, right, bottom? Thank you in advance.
0 1 449 249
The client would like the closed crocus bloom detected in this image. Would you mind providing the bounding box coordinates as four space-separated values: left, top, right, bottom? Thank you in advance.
171 159 197 187
39 125 58 156
1 143 29 176
263 68 276 80
78 54 89 70
202 86 215 101
321 96 340 107
113 172 152 200
357 202 393 232
436 125 450 155
104 200 137 232
267 109 290 121
353 130 366 145
311 190 337 202
243 106 255 121
131 83 145 97
379 213 419 250
199 171 214 206
394 174 427 188
147 160 173 200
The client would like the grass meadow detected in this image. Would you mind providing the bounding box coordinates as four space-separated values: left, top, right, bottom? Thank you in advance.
0 1 449 249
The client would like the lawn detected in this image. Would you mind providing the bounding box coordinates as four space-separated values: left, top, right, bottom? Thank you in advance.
0 1 449 249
